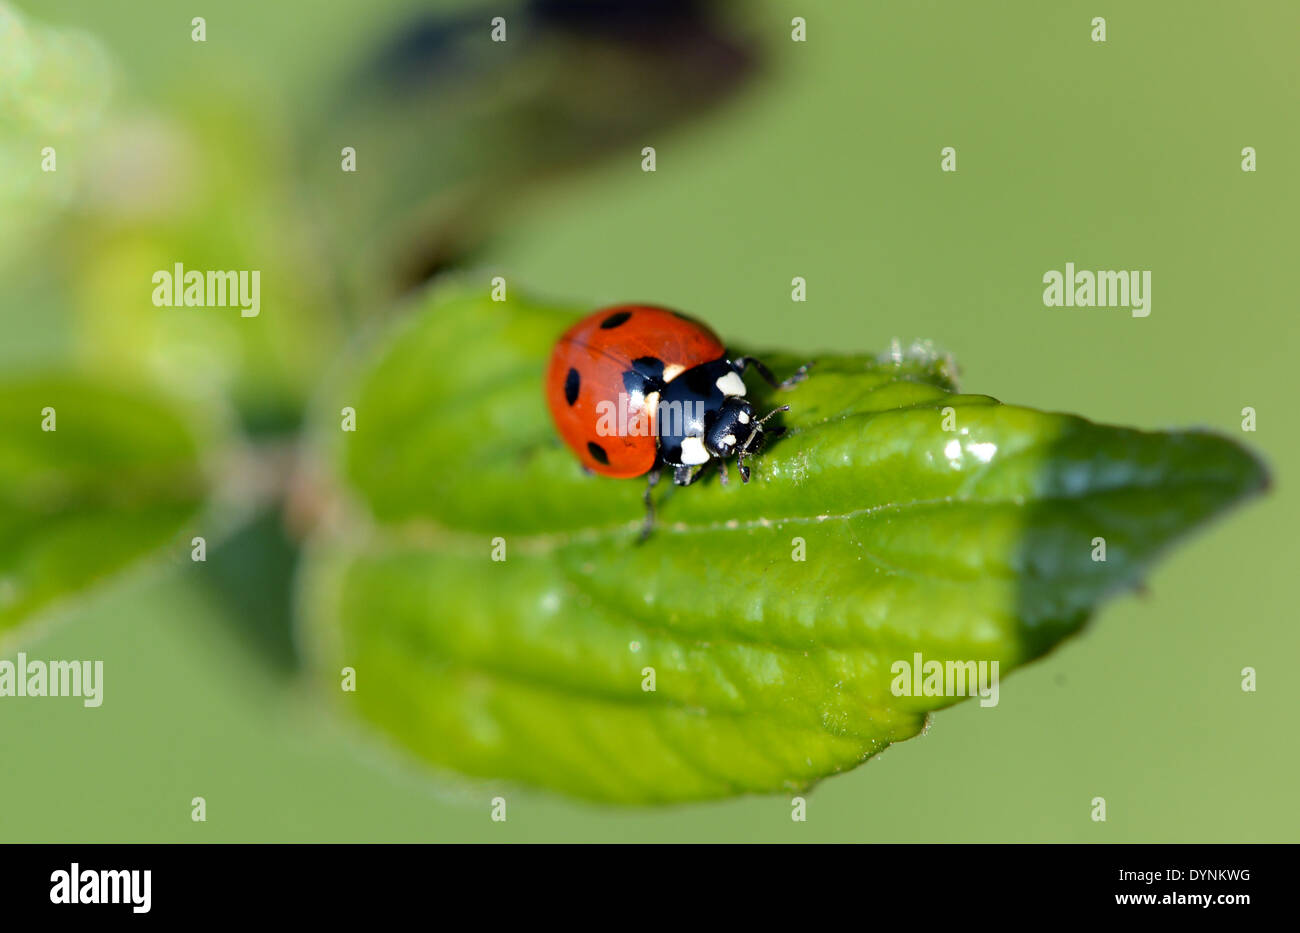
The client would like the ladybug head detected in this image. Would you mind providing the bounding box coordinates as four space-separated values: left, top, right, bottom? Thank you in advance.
704 398 790 482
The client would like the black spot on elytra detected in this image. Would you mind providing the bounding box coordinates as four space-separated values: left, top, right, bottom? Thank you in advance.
587 441 609 465
622 370 649 397
564 367 580 405
600 310 632 329
631 356 665 381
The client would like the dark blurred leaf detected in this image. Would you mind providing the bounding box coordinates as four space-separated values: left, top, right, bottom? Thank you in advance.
200 508 302 673
305 0 759 305
294 287 1267 803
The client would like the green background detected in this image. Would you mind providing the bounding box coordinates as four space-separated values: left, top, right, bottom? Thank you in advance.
2 0 1296 840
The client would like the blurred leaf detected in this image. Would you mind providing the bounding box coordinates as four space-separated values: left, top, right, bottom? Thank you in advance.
0 2 113 247
0 5 345 427
4 0 758 427
295 287 1267 803
0 374 210 637
61 105 346 433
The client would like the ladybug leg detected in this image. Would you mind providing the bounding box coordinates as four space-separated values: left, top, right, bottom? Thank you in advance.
717 459 729 487
778 363 812 389
733 357 812 390
638 469 661 542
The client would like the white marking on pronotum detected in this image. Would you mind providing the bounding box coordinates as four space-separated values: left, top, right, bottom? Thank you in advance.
680 436 710 465
722 434 737 447
662 363 686 382
738 410 750 424
716 371 746 396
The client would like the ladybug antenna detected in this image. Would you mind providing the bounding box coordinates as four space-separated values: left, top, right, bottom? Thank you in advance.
741 405 789 453
736 405 789 483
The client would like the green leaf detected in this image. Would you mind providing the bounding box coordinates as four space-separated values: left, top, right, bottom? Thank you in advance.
296 286 1268 803
0 374 210 637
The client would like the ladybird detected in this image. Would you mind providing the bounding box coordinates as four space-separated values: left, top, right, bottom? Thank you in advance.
545 304 808 535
